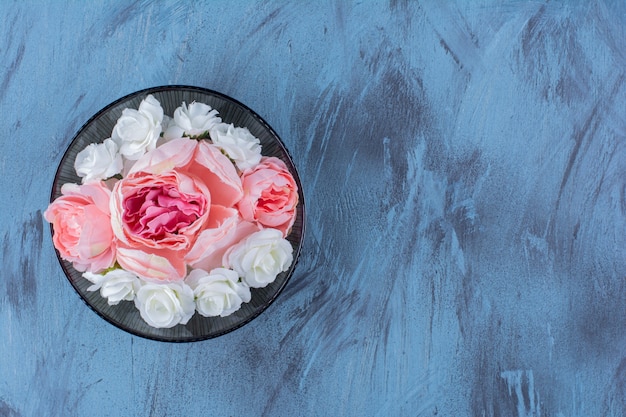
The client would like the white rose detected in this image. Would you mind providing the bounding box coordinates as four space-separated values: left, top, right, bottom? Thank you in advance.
83 269 139 305
111 94 164 160
209 123 262 170
74 138 123 182
224 229 293 288
134 281 195 328
186 268 251 317
163 101 221 139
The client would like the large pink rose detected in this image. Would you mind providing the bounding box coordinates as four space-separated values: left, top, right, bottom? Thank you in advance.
237 156 298 236
44 181 116 273
111 137 251 282
111 171 210 251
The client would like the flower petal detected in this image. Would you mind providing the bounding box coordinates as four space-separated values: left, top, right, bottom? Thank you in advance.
128 137 197 175
185 206 260 271
116 246 186 281
189 141 243 207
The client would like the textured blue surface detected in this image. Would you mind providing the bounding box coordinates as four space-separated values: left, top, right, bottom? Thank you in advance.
1 1 625 416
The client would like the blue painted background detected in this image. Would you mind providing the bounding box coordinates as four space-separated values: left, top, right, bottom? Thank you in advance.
1 1 625 416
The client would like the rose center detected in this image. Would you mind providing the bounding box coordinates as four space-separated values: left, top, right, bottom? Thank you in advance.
257 185 290 212
123 185 205 241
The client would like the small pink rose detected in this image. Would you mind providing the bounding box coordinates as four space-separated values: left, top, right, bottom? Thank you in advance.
237 157 298 236
44 181 116 273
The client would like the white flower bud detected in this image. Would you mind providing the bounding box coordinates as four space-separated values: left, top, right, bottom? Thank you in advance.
209 123 262 171
187 268 251 317
134 281 195 328
224 229 293 288
111 94 163 160
74 138 123 182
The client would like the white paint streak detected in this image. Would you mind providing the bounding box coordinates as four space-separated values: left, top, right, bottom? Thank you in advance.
501 369 541 417
547 323 555 364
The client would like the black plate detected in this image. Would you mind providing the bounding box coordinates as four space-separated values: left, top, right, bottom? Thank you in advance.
50 86 305 342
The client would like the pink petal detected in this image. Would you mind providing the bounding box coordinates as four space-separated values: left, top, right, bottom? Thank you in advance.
185 206 259 271
116 246 186 281
61 182 112 214
128 137 197 175
189 142 242 207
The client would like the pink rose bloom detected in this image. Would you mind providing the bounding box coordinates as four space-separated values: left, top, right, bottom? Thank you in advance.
44 181 116 273
111 171 210 251
111 137 251 282
237 156 298 236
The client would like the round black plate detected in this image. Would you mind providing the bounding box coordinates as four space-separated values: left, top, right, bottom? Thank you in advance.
50 86 305 342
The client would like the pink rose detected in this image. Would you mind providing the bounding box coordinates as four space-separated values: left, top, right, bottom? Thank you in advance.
44 181 116 273
111 171 210 252
237 156 298 236
111 138 251 281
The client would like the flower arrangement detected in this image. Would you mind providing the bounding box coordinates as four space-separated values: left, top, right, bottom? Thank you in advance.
45 95 299 329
